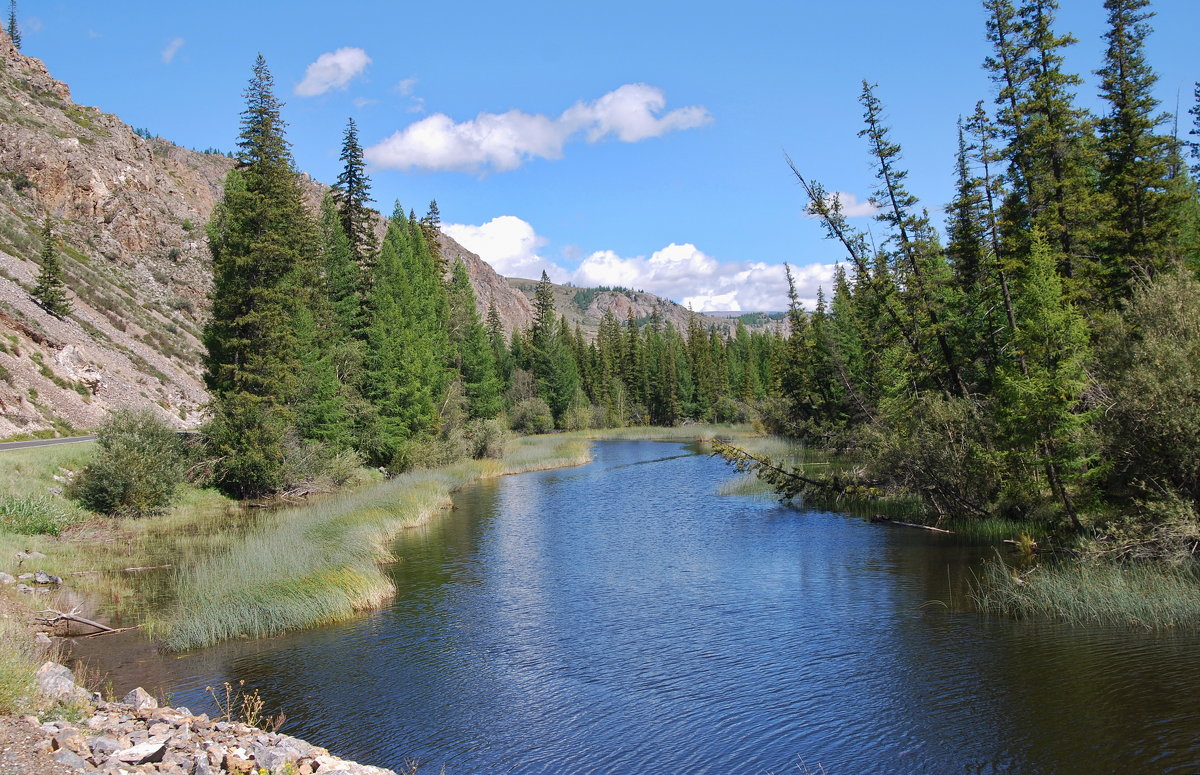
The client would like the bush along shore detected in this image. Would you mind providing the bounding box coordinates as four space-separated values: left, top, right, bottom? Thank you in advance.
15 661 396 774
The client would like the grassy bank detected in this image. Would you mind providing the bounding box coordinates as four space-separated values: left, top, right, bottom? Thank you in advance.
154 426 757 651
153 434 594 650
973 557 1200 630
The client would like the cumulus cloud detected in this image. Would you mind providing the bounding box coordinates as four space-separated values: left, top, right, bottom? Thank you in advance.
161 37 184 64
448 215 835 312
393 77 418 96
806 191 880 219
443 216 569 282
575 242 834 311
295 47 371 97
366 83 710 173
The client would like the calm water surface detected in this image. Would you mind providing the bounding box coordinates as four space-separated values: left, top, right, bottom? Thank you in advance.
76 441 1200 774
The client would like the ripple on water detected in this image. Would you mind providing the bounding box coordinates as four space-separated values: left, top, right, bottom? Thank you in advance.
69 441 1200 775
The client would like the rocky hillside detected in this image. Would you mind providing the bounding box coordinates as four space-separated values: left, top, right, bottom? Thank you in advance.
0 34 771 439
0 34 232 438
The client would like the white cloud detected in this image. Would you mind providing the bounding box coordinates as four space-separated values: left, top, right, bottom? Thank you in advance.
353 97 378 109
295 47 371 97
561 83 711 143
366 83 710 173
87 30 103 39
161 37 184 64
394 77 418 96
806 191 880 219
444 216 569 282
449 215 835 312
575 243 832 312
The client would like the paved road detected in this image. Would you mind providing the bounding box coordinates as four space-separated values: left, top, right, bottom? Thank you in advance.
0 435 98 452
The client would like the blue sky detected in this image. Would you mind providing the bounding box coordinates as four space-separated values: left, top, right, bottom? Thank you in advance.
14 1 1198 310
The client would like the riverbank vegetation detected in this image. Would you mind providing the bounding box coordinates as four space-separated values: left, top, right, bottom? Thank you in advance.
197 56 786 504
153 434 589 650
715 0 1200 627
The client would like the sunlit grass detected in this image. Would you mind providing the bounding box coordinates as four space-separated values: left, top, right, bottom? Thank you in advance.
154 435 596 650
578 423 757 443
973 557 1200 629
0 442 94 497
0 612 37 714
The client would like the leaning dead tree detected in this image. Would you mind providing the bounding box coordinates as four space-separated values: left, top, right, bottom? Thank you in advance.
709 440 877 502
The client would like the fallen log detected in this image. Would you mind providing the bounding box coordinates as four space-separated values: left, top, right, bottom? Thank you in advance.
35 608 116 633
870 515 955 534
81 625 140 638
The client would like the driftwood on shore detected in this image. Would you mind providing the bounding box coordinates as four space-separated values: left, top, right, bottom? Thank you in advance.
869 515 955 534
35 609 118 633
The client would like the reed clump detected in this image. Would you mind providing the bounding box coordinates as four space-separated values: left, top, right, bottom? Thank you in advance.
973 557 1200 630
154 434 595 651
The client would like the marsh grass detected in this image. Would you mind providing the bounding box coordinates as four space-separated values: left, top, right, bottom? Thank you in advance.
154 435 597 650
0 613 37 713
580 423 756 443
973 557 1200 629
0 493 86 535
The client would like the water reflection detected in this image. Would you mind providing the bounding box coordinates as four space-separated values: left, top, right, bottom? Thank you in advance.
72 441 1200 774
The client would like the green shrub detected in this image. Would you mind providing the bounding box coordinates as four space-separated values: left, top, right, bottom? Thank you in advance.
68 409 185 516
0 494 85 536
463 417 510 459
1092 271 1200 504
510 398 554 434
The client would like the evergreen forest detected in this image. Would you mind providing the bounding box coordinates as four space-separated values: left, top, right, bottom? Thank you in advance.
204 0 1200 569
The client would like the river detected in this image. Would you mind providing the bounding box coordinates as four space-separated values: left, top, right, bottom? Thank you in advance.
72 440 1200 773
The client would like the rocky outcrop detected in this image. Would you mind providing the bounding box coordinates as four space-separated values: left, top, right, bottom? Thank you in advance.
0 32 225 436
436 232 535 331
24 665 396 774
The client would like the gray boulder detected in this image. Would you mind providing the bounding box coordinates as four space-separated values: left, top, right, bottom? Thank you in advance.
123 686 158 712
34 661 88 701
34 569 63 585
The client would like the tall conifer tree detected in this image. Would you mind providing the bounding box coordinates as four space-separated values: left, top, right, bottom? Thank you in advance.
332 118 377 293
6 1 19 49
32 218 70 318
204 56 317 496
1095 0 1177 295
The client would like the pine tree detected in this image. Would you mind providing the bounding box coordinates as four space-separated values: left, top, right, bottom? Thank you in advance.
447 261 503 419
859 81 967 398
32 218 70 318
997 230 1090 530
360 203 453 465
318 194 362 340
526 273 579 424
332 118 377 280
204 56 317 496
1013 0 1102 294
6 0 19 50
421 200 443 271
1095 0 1177 296
1189 83 1200 176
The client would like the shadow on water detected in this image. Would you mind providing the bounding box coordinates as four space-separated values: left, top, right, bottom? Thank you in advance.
70 440 1200 774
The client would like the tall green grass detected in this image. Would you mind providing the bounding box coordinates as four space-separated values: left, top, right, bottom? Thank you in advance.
973 558 1200 629
0 493 86 535
580 423 756 443
0 614 37 714
154 435 594 650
